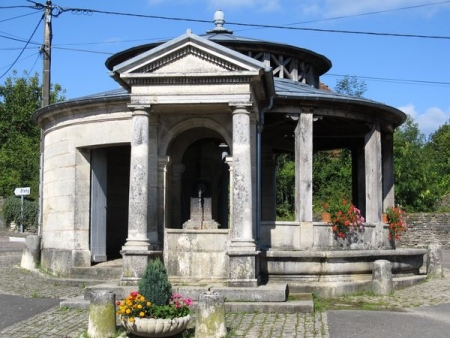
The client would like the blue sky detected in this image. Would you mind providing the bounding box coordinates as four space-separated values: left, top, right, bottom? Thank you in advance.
1 0 450 136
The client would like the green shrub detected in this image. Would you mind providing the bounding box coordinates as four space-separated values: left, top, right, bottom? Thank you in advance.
138 258 172 306
2 195 38 230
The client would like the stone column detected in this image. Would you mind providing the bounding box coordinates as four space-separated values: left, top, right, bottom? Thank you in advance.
295 110 313 249
364 122 383 224
170 163 185 228
120 106 159 286
227 105 260 287
157 156 169 244
147 114 158 248
382 129 395 210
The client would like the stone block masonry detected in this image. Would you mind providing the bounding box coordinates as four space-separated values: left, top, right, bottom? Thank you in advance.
399 213 450 249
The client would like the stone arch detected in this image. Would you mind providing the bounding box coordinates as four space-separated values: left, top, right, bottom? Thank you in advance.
159 117 232 157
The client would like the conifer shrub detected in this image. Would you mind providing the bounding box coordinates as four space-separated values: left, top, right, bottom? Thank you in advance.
138 258 172 306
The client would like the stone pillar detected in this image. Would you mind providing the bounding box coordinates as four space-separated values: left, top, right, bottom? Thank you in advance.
227 105 260 287
295 110 313 249
120 106 159 286
87 290 116 338
382 130 395 210
171 163 185 229
427 243 444 278
157 156 169 243
147 114 159 248
195 292 227 338
372 260 393 295
20 235 40 270
364 122 383 224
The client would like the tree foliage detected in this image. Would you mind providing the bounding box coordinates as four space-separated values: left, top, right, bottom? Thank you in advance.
0 70 65 198
425 121 450 198
393 116 441 211
334 75 367 98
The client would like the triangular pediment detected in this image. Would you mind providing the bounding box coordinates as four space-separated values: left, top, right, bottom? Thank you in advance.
112 30 267 79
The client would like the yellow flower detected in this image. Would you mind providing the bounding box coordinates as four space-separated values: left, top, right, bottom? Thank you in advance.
129 317 135 322
140 296 145 301
146 302 151 306
137 304 142 309
126 300 132 306
139 312 145 317
126 309 131 314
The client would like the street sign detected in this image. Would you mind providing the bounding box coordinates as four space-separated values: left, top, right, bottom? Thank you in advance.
14 187 30 196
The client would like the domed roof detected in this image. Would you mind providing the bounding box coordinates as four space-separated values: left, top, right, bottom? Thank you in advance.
105 11 331 76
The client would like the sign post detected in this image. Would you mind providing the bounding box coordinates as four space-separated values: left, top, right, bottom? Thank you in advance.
14 187 30 233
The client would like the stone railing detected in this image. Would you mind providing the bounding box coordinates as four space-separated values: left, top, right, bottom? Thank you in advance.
398 213 450 249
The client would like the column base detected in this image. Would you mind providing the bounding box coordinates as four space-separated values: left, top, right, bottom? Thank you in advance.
227 243 260 287
300 221 314 249
119 249 162 286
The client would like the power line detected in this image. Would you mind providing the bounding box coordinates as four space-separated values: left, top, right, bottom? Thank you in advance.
286 1 450 25
0 10 42 23
56 5 450 40
0 14 43 79
324 73 450 87
53 46 113 55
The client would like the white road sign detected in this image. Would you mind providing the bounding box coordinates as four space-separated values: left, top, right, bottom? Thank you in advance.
14 187 30 196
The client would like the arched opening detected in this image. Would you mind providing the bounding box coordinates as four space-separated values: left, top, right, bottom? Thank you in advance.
167 128 230 229
181 138 229 229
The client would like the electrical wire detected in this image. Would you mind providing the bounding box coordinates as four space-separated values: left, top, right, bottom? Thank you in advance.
56 5 450 40
0 10 42 23
324 73 450 87
0 13 43 79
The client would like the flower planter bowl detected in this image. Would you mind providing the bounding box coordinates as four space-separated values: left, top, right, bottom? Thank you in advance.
121 315 190 337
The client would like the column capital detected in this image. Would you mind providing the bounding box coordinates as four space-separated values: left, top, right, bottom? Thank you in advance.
127 104 151 115
229 103 252 114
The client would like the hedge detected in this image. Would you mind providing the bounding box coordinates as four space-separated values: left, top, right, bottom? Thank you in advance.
2 195 38 230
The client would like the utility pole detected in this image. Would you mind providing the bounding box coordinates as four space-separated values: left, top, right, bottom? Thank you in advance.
41 0 52 108
38 0 52 235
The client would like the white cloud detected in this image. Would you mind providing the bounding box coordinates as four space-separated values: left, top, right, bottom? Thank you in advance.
398 104 450 136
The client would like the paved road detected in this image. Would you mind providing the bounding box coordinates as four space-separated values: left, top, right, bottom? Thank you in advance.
0 295 61 331
328 304 450 338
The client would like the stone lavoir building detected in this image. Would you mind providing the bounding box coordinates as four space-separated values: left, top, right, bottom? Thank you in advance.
34 11 425 293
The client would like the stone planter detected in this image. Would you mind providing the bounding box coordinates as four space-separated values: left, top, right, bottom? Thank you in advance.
121 315 190 337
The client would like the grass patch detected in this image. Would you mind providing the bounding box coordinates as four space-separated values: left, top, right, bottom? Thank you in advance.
312 291 401 312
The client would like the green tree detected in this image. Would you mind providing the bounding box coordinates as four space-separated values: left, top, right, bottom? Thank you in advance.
275 153 295 220
0 70 65 198
334 75 367 98
393 116 440 211
425 120 450 202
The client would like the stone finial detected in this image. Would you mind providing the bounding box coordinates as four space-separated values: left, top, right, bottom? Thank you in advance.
207 10 233 34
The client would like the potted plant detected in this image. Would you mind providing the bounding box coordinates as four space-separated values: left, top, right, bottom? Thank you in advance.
117 258 192 337
386 205 407 242
324 198 365 239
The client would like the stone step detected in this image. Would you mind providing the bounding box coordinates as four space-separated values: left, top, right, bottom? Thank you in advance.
70 266 122 280
61 294 314 314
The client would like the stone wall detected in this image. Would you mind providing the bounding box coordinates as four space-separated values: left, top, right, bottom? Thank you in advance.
398 213 450 249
